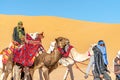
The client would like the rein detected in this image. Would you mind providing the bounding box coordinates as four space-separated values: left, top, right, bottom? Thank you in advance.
70 51 93 76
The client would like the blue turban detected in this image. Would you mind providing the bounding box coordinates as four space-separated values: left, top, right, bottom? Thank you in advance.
98 41 105 45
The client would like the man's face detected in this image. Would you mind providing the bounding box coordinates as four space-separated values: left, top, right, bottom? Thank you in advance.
18 24 23 28
100 44 105 47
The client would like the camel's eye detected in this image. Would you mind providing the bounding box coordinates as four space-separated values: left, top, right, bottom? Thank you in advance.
60 39 62 41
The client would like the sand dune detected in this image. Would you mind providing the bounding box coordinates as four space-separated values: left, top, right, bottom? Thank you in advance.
0 14 120 80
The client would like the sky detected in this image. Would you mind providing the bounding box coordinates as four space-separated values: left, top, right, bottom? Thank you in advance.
0 0 120 23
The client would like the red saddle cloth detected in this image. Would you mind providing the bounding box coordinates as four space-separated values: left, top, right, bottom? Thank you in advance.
2 43 18 64
2 48 12 64
58 45 73 58
13 33 44 67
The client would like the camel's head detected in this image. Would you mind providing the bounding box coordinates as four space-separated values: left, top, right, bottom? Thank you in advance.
55 37 68 48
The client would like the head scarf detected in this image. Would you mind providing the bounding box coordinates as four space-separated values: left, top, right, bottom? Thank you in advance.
98 41 105 45
17 26 24 39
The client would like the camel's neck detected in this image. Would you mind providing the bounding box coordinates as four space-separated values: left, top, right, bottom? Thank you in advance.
50 48 62 66
9 53 14 62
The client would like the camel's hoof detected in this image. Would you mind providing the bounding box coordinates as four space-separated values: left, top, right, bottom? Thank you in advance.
11 77 13 80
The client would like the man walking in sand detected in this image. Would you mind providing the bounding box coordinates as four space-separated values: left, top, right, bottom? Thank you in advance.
97 40 109 69
92 44 111 80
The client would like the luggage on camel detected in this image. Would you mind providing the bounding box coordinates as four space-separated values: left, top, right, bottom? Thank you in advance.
2 42 19 64
13 33 45 67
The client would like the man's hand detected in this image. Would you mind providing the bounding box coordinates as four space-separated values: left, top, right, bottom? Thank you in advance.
13 41 19 45
84 74 88 79
107 65 111 74
100 74 103 79
107 70 110 74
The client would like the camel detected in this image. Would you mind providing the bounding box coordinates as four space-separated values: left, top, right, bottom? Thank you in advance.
0 42 23 80
61 48 90 80
47 37 90 80
0 47 14 80
19 37 67 80
0 32 45 80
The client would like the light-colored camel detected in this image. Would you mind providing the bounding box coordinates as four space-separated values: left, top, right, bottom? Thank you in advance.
61 48 90 80
0 41 21 80
0 47 14 80
47 38 90 80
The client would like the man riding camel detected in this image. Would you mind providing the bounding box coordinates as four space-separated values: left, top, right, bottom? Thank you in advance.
13 32 45 80
13 21 25 45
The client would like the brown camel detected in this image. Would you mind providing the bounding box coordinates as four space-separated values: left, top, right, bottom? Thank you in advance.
0 37 67 80
23 37 67 80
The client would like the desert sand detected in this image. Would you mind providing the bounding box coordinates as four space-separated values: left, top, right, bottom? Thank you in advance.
0 14 120 80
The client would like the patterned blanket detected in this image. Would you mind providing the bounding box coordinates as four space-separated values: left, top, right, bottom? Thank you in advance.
2 43 18 64
13 33 44 67
13 43 41 66
58 45 73 58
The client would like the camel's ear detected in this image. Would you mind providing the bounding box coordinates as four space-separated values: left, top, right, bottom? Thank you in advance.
55 38 58 43
66 39 70 44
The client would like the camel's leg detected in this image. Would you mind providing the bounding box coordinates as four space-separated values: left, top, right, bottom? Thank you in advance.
2 71 9 80
20 68 25 80
0 69 2 79
68 65 74 80
0 64 5 80
29 69 34 80
13 65 21 80
0 69 2 73
0 72 4 80
10 70 14 80
24 67 32 80
39 68 43 80
34 63 44 70
2 63 12 80
2 64 5 72
2 71 11 80
1 64 6 80
63 67 69 80
42 66 49 80
7 63 13 80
